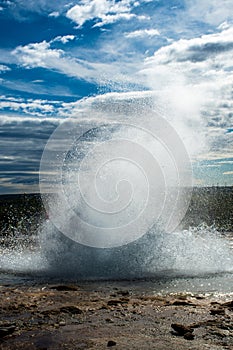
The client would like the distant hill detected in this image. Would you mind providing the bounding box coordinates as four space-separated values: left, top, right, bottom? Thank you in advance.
0 187 232 235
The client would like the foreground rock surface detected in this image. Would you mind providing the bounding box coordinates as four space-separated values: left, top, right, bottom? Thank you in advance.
0 282 232 349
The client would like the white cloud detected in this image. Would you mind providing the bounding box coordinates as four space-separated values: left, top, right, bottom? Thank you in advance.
52 35 76 44
144 26 233 66
49 11 59 17
12 39 140 85
13 40 96 81
0 64 11 72
13 41 63 68
0 114 62 124
0 96 62 117
93 13 135 27
185 0 233 26
66 0 139 27
125 28 160 38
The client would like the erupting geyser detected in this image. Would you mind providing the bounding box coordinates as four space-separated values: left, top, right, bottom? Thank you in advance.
0 94 233 282
39 99 193 248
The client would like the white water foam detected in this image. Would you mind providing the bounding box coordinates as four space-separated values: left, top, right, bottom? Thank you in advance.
1 222 232 281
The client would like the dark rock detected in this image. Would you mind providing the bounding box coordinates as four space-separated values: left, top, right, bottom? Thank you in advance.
0 325 16 338
210 307 225 315
171 300 194 306
171 323 194 336
41 305 82 315
50 285 78 291
60 305 83 314
184 332 195 340
222 300 233 309
107 340 116 347
107 298 129 306
105 318 114 323
116 290 130 296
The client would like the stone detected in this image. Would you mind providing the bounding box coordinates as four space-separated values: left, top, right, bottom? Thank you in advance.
50 285 78 291
60 305 82 314
107 340 117 347
171 323 194 336
184 332 195 340
171 300 194 306
210 307 225 315
0 325 16 338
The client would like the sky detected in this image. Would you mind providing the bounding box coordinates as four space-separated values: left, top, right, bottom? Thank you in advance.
0 0 233 193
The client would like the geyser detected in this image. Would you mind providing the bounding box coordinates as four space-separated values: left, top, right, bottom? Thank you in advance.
0 94 232 282
39 101 192 248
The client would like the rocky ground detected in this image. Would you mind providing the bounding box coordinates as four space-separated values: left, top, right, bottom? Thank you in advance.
0 282 232 349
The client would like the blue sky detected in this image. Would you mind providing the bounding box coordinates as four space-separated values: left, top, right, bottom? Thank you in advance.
0 0 233 193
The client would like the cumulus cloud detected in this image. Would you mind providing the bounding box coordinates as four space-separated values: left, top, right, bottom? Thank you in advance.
125 28 160 38
0 96 63 117
66 0 140 27
144 26 233 65
13 41 63 68
52 35 76 44
93 12 136 27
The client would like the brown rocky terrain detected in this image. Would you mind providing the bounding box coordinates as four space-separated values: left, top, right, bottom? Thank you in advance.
0 283 232 349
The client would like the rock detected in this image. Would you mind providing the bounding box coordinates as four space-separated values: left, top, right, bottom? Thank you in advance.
50 285 78 291
107 340 116 347
105 318 114 323
171 323 194 336
41 305 82 316
0 325 16 338
184 332 195 340
107 300 120 306
211 329 230 338
222 300 233 309
210 307 225 315
60 305 82 314
107 298 129 306
116 290 130 296
171 300 194 306
59 321 66 326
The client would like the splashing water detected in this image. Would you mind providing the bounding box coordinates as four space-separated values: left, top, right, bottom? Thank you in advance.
0 221 232 285
0 94 233 287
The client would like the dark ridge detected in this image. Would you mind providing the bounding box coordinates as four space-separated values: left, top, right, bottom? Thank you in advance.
0 187 233 236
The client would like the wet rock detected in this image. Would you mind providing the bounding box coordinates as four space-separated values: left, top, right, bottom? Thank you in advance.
107 340 117 347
